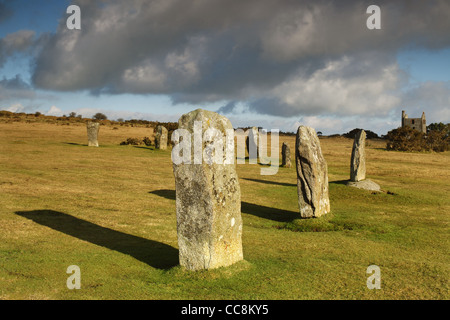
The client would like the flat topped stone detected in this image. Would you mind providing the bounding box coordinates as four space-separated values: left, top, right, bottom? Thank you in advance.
86 121 100 147
155 125 168 150
173 109 243 271
346 179 381 192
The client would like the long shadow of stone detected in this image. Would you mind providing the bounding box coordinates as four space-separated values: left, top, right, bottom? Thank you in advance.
236 157 282 167
242 178 296 187
64 142 86 146
240 202 298 222
149 189 176 200
150 189 298 223
133 146 155 150
15 210 178 270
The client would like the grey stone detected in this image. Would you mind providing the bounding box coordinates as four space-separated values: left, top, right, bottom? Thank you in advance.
295 126 330 218
246 127 259 159
155 125 168 150
350 129 366 182
86 121 100 147
173 109 243 270
346 179 380 192
281 142 291 168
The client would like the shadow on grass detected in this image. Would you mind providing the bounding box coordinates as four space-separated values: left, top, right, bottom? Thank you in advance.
242 178 296 187
64 142 86 146
15 210 179 270
236 157 282 167
150 189 176 200
241 202 298 223
150 189 298 223
133 146 155 150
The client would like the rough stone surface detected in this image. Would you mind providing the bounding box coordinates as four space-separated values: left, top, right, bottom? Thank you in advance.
246 126 259 158
155 125 168 150
173 109 243 270
295 126 330 218
281 142 291 168
350 129 366 182
346 179 380 192
86 121 100 147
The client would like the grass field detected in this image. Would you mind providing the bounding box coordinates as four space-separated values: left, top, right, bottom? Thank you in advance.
0 120 448 300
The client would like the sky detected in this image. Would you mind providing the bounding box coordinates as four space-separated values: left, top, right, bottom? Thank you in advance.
1 0 449 135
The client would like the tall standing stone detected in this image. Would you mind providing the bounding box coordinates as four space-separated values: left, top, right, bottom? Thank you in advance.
86 121 100 147
246 127 259 159
281 142 291 168
350 129 366 182
295 126 330 218
155 125 168 150
173 109 243 270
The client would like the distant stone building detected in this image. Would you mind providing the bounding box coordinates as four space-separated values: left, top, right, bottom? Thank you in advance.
402 110 426 134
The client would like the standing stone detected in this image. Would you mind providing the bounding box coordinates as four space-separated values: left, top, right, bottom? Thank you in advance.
173 109 243 270
246 126 259 158
350 129 366 182
155 125 168 150
86 121 100 147
295 126 330 218
281 142 291 168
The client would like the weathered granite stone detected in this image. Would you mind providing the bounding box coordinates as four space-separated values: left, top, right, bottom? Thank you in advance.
155 125 168 150
246 127 259 159
346 179 380 192
86 121 100 147
281 142 291 168
173 109 243 270
295 126 330 218
350 129 366 182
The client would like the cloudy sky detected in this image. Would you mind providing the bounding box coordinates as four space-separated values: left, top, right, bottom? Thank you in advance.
1 0 449 134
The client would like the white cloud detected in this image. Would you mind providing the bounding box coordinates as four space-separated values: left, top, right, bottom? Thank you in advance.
6 103 25 113
248 53 406 117
46 106 63 116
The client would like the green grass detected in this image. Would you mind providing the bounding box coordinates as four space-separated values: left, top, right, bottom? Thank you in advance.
0 122 449 299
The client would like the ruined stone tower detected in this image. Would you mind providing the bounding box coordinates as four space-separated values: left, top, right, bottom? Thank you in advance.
402 110 426 134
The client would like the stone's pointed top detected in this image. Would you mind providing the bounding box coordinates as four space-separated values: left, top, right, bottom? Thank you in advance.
297 125 319 137
356 129 366 139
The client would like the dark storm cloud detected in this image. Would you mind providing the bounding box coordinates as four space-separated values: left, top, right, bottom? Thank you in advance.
30 0 450 117
0 0 13 23
0 75 36 100
0 29 36 68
